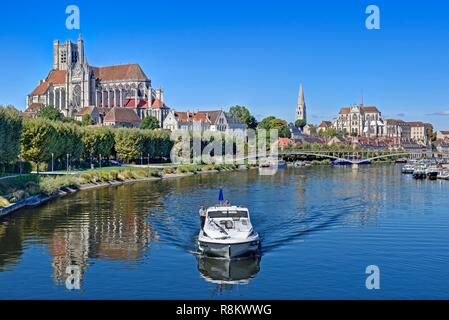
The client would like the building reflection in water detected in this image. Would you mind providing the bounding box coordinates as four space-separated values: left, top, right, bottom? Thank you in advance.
46 184 158 288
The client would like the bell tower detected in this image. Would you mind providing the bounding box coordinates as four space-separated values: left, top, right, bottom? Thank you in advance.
296 83 307 123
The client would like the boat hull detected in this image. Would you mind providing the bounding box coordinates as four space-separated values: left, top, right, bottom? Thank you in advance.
198 239 260 259
413 172 426 179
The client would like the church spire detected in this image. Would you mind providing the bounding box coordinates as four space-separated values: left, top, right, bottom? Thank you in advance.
296 83 307 123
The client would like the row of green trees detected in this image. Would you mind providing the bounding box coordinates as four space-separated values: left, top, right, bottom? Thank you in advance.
1 106 173 173
0 106 23 173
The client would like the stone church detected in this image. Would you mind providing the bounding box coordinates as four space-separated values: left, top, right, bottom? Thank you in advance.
25 35 169 127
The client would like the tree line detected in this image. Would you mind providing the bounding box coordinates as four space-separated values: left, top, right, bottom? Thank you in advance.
0 106 173 173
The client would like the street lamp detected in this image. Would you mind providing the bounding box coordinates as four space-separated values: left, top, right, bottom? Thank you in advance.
51 153 54 172
99 154 102 169
66 154 70 172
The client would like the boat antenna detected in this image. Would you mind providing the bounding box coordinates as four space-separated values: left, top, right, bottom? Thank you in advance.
218 188 224 206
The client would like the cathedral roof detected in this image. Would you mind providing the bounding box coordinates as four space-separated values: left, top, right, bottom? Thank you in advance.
31 82 50 95
31 70 67 95
339 106 380 114
92 64 148 82
47 70 67 84
360 106 380 113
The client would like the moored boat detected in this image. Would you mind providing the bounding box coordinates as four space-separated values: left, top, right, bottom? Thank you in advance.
401 164 415 174
413 167 427 180
426 166 439 180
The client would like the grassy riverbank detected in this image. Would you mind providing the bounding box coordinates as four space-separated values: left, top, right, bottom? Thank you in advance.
0 163 255 209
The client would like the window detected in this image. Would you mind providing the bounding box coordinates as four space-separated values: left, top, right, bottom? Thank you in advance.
208 211 249 219
60 50 67 64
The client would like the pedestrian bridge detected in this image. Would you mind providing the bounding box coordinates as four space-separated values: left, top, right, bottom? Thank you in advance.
233 149 413 165
278 150 412 164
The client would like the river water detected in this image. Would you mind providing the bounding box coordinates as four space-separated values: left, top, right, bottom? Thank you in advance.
1 165 449 299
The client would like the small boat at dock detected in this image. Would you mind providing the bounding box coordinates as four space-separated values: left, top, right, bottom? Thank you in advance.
413 166 427 180
426 166 439 180
401 164 415 174
293 161 310 168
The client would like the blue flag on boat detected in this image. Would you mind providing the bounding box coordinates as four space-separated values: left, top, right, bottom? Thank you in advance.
218 189 224 203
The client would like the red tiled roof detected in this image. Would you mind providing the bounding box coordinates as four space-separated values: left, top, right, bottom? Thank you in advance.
31 70 67 95
104 107 141 124
197 110 223 124
124 98 168 109
174 111 212 124
75 106 95 117
31 82 50 95
278 137 293 147
339 107 350 114
47 70 67 84
152 99 167 109
360 106 380 113
319 121 332 128
92 64 148 82
24 103 44 116
125 99 148 108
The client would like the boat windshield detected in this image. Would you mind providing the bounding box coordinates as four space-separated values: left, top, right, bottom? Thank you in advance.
208 210 248 219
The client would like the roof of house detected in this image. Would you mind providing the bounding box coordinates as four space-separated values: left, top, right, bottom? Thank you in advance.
438 130 449 135
278 137 293 147
197 110 223 124
318 121 332 128
173 111 211 124
385 119 407 125
92 64 148 82
104 107 141 124
75 106 96 117
24 103 44 116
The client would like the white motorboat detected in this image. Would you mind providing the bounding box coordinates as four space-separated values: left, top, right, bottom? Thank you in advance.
198 191 260 259
294 161 309 168
401 164 415 174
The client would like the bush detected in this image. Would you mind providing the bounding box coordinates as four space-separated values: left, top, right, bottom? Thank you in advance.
163 167 176 174
150 170 162 178
24 181 40 195
39 176 79 195
122 171 136 180
176 166 189 174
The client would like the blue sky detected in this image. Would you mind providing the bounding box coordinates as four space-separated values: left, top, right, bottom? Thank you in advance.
0 0 449 129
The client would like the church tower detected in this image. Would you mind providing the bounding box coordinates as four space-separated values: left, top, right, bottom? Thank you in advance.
296 83 307 123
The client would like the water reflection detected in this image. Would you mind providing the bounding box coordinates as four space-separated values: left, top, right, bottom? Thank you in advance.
197 255 261 285
1 166 449 298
